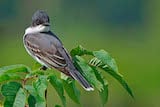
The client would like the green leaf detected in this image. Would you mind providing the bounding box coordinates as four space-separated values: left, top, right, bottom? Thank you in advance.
92 67 108 106
55 105 61 107
32 62 42 70
28 94 36 107
70 45 93 56
93 50 119 73
1 82 22 107
0 65 30 83
3 96 15 107
99 85 108 107
25 85 37 96
0 73 22 83
49 75 66 107
34 75 48 107
25 85 38 107
61 73 81 104
25 76 48 107
1 82 22 96
35 102 46 107
63 79 80 104
33 75 48 99
100 65 134 98
13 88 26 107
88 50 133 98
0 64 31 74
73 55 103 91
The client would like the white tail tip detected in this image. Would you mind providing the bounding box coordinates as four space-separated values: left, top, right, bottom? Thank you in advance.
85 87 94 91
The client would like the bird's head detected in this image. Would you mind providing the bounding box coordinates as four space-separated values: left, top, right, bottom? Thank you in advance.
31 10 50 27
25 10 50 35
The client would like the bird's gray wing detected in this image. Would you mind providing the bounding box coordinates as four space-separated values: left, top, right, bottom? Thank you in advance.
24 33 68 69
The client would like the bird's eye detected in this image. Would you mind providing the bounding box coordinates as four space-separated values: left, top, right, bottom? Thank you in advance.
34 19 44 25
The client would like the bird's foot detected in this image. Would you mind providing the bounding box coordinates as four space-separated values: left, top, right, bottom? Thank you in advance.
40 66 47 70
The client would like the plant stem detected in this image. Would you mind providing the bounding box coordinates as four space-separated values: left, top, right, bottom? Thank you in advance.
45 89 47 107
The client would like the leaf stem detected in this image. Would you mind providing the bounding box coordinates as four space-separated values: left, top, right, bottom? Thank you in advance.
22 76 37 88
45 89 47 107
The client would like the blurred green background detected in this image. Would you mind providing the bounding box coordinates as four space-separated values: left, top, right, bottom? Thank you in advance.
0 0 160 107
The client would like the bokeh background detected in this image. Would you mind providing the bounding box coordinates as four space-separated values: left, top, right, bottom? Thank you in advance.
0 0 160 107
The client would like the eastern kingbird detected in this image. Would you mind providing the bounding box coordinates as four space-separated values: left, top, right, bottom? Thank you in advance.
23 10 93 91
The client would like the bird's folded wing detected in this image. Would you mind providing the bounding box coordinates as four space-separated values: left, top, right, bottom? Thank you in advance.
24 34 67 68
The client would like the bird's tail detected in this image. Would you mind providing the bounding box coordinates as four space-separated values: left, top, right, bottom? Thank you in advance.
69 69 94 91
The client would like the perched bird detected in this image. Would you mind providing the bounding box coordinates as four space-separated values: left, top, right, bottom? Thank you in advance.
23 10 94 91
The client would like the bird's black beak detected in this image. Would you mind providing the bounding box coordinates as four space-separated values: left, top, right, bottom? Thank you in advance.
43 23 50 26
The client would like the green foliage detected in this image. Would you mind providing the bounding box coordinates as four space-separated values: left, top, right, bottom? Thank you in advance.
28 95 36 107
34 75 48 107
13 88 26 107
92 67 108 106
93 50 119 73
62 78 80 104
71 45 134 98
0 64 30 74
73 56 103 91
0 45 133 107
0 64 31 83
49 75 66 107
1 82 22 107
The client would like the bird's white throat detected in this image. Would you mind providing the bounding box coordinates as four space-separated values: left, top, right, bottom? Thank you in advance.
25 25 50 35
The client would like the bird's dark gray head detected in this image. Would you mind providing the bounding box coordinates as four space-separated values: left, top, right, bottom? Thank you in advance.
31 10 50 26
